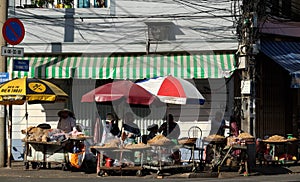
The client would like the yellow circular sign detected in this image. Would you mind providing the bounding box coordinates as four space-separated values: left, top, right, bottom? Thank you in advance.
28 82 47 93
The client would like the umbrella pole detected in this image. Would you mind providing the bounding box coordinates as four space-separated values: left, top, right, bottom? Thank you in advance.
25 102 28 132
166 103 169 136
7 105 12 168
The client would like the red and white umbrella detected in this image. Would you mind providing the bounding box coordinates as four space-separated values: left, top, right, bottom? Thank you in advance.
81 80 157 105
136 75 205 105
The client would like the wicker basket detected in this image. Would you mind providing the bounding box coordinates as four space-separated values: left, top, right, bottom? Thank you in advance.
178 137 197 145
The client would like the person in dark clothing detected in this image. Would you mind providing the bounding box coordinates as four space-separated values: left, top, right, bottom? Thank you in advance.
107 113 120 137
210 111 231 136
158 114 180 140
146 124 158 142
158 114 181 164
121 112 141 144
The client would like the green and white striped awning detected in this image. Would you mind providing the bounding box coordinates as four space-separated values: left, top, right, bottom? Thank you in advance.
9 53 236 79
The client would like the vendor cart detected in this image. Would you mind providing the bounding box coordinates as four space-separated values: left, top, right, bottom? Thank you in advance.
263 137 298 165
142 141 195 175
90 143 149 177
23 136 90 170
217 144 248 174
23 139 69 170
204 134 254 174
203 136 227 170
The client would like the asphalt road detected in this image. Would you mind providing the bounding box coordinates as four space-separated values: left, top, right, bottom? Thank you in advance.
1 161 300 182
1 173 300 182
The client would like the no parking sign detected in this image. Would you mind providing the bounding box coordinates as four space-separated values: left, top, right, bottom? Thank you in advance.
2 18 25 45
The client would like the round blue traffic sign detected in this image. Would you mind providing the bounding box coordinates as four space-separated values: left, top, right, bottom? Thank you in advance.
2 18 25 45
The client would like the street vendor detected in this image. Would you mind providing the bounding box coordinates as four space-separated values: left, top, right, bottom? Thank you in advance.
158 114 181 164
229 115 239 137
158 114 180 140
57 108 76 133
205 111 229 164
121 112 141 145
210 111 232 136
146 124 158 142
101 113 121 144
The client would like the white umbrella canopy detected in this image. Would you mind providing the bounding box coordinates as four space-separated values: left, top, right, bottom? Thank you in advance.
136 75 205 105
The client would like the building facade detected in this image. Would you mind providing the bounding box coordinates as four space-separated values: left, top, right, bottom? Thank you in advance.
236 0 300 139
6 0 239 159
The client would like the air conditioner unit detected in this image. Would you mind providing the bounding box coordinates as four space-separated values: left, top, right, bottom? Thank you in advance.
148 25 170 41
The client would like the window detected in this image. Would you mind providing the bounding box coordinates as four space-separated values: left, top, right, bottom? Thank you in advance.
145 22 176 41
94 0 107 8
15 0 108 8
77 0 90 8
76 0 108 8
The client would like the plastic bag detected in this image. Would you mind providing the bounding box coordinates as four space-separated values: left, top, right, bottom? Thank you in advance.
69 152 85 169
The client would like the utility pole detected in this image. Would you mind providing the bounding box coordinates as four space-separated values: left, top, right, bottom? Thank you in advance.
0 0 7 167
238 0 258 136
237 0 259 172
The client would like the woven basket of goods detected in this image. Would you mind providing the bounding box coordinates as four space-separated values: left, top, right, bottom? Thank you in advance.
93 143 119 149
287 137 298 142
124 142 151 149
263 135 287 143
238 132 255 142
227 136 237 146
238 132 254 139
147 134 173 146
203 134 225 142
178 137 197 145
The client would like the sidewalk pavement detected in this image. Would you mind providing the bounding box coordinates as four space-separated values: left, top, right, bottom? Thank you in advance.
1 161 300 179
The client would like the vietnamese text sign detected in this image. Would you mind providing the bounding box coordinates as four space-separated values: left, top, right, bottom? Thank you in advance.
0 72 9 83
1 46 24 57
241 80 251 94
13 59 29 71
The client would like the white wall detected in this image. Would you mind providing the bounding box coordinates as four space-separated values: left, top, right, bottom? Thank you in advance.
8 0 238 53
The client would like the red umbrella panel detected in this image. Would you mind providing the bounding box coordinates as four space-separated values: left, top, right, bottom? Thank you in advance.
136 75 205 105
81 80 157 105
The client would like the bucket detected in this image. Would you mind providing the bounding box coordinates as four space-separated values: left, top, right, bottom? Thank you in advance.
105 158 113 167
287 134 293 139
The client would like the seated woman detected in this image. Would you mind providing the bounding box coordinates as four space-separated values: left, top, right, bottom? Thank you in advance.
101 113 120 144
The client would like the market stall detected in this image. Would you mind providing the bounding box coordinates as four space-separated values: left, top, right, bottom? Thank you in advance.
262 135 298 165
23 139 69 170
0 77 69 168
22 126 90 170
90 141 149 176
203 133 255 174
142 134 195 175
203 134 227 170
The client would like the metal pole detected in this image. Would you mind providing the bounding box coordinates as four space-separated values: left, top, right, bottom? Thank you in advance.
7 105 12 168
0 0 8 168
